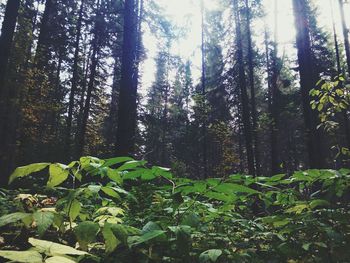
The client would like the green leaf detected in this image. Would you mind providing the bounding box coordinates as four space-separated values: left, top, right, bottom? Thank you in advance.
69 199 81 222
181 212 200 228
9 163 50 184
74 221 100 250
101 186 120 199
28 238 87 256
285 204 309 214
0 250 42 263
45 256 76 263
102 223 121 253
106 169 122 184
117 160 146 172
204 191 235 202
33 211 55 236
47 164 69 188
214 183 259 195
199 249 222 262
102 157 133 168
309 199 330 209
142 221 161 234
129 230 166 247
0 212 31 227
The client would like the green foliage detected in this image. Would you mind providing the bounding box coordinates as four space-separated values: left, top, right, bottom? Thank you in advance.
1 157 350 262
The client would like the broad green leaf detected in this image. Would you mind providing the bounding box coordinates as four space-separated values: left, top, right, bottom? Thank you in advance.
0 212 31 227
102 223 120 253
33 211 55 236
69 199 81 222
106 169 122 184
74 221 99 250
45 256 76 263
199 249 222 262
102 157 133 168
285 204 309 214
142 221 161 234
28 238 87 256
117 160 146 172
0 250 42 263
101 186 120 199
214 183 259 195
47 164 69 188
204 191 235 202
9 163 50 184
129 230 166 247
309 199 330 209
181 212 200 228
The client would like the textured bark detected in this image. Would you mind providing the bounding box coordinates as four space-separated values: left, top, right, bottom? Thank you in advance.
0 0 20 96
115 0 138 156
34 0 53 70
339 0 350 76
66 0 85 157
292 0 325 168
233 0 255 175
245 0 260 175
201 0 207 178
0 0 21 187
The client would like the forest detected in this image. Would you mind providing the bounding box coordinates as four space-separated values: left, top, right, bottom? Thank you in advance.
0 0 350 262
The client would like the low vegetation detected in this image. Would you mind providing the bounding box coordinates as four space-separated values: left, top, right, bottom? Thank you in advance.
0 157 349 262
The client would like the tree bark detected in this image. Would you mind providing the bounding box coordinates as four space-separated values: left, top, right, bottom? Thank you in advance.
66 0 85 157
0 0 20 97
233 0 255 175
339 0 350 76
0 0 21 187
115 0 138 157
292 0 325 168
244 0 260 175
201 0 207 178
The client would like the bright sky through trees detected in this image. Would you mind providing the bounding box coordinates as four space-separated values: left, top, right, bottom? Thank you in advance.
141 0 350 91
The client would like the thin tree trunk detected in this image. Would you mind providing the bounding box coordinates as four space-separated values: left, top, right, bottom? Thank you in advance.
66 0 85 157
339 0 350 76
76 37 99 157
201 0 207 178
245 0 260 175
233 0 255 175
116 0 138 156
34 0 53 70
292 0 324 168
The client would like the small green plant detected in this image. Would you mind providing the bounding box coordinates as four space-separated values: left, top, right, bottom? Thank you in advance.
0 157 350 262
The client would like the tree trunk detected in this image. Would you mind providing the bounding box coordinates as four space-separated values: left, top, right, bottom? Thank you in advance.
233 0 255 176
201 0 207 178
0 0 20 97
245 0 260 175
292 0 325 168
66 0 85 157
34 0 53 70
0 0 21 187
115 0 138 157
339 0 350 76
76 36 99 157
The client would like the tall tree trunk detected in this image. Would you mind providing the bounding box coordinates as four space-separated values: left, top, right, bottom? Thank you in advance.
115 0 138 156
201 0 207 178
244 0 260 175
331 0 342 75
76 35 99 157
265 0 280 175
0 0 20 97
0 0 21 187
233 0 255 176
34 0 53 70
66 0 85 158
339 0 350 76
292 0 325 168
